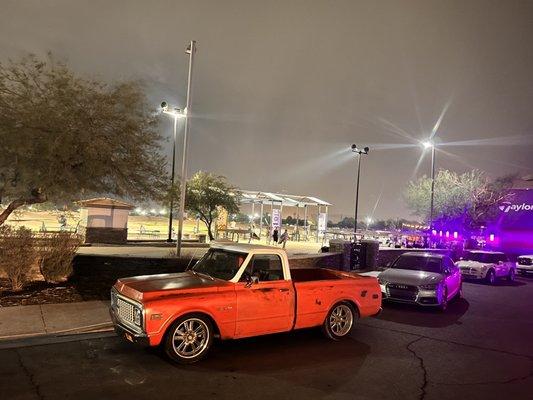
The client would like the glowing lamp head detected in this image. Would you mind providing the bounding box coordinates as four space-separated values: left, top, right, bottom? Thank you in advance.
489 233 495 242
422 141 434 149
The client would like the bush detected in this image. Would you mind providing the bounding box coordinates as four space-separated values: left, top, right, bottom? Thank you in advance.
0 226 38 291
39 232 81 283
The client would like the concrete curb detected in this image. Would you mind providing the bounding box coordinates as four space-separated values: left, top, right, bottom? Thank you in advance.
0 329 116 349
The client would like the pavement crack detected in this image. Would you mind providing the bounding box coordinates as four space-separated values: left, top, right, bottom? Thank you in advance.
38 305 48 334
15 349 44 400
360 322 533 360
405 337 428 400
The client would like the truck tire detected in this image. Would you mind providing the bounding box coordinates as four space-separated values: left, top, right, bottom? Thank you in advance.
164 314 214 364
322 301 357 341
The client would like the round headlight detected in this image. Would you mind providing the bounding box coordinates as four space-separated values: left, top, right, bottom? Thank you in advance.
133 307 142 326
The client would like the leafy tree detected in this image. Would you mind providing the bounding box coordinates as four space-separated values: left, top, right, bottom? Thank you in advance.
184 171 240 240
0 54 167 225
404 170 514 230
337 217 356 229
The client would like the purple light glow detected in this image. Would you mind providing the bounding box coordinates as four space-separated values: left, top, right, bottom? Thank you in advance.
453 231 458 239
432 229 437 236
439 230 443 237
489 233 495 242
445 231 450 238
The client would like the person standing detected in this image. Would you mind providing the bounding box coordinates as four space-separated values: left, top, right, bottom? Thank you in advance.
272 228 279 244
279 229 289 249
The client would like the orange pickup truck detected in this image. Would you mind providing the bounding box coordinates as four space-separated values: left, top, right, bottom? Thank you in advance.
110 243 381 363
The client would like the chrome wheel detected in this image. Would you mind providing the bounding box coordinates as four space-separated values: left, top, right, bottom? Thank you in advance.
329 304 353 337
172 318 209 359
487 270 495 285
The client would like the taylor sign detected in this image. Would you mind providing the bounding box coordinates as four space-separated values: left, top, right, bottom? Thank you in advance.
499 202 533 213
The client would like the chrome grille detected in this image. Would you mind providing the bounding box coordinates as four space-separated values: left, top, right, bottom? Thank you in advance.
518 258 532 266
386 284 418 301
116 297 135 325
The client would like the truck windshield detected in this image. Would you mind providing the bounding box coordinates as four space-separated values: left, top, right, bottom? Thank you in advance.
392 256 442 273
192 249 247 281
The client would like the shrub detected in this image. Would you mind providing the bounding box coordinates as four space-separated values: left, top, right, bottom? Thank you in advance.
0 226 38 291
39 232 81 283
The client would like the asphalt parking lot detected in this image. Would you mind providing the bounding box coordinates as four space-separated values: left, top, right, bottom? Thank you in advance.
1 276 532 400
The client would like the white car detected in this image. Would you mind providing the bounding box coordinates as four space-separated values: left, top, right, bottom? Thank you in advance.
517 255 533 275
456 251 516 284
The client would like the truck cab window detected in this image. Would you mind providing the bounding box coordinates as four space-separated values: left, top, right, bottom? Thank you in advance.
241 254 284 282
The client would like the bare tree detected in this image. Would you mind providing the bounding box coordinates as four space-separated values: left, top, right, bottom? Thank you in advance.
0 54 167 225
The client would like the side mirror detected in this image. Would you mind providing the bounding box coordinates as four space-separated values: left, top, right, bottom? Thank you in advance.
245 275 259 288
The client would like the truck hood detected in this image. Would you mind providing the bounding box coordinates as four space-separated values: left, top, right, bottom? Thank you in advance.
114 271 230 302
378 268 443 286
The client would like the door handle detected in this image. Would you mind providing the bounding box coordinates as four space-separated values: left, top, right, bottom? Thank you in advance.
279 288 289 292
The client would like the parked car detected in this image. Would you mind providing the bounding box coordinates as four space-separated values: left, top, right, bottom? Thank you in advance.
110 243 382 364
456 251 516 284
517 255 533 276
378 252 462 311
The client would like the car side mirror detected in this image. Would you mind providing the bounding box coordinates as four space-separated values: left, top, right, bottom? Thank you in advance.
245 275 259 288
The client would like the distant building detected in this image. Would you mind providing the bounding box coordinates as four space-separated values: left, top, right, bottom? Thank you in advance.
491 175 533 255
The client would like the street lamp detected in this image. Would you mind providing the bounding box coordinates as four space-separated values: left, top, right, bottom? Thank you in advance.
176 40 197 257
422 140 436 230
351 144 369 236
160 102 185 242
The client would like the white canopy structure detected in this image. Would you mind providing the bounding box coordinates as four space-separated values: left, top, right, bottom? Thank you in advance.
235 190 331 242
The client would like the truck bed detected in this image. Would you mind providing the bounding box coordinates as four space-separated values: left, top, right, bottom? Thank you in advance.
291 268 381 329
290 268 342 282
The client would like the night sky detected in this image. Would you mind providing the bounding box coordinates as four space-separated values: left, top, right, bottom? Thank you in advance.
1 0 532 220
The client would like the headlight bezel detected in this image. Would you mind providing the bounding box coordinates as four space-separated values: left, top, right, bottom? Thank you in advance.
133 306 142 326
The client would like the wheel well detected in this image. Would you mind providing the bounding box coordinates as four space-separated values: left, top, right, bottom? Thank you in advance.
165 312 221 340
341 300 360 318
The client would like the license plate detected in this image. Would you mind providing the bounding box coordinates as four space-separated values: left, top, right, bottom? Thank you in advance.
124 332 134 343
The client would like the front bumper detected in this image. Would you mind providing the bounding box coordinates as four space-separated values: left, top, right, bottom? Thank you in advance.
109 308 150 347
460 270 485 280
517 266 533 274
380 285 442 307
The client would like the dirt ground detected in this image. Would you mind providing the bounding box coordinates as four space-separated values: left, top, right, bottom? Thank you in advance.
3 209 207 240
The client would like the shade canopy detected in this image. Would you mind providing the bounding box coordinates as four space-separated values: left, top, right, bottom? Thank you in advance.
237 190 331 207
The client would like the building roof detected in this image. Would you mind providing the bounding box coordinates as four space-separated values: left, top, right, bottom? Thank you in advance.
77 197 135 210
237 190 331 207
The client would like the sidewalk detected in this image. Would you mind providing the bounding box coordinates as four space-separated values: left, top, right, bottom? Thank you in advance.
0 300 112 343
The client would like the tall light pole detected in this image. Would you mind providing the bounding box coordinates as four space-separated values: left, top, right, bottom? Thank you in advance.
422 141 436 230
160 103 185 242
176 40 197 257
351 144 369 237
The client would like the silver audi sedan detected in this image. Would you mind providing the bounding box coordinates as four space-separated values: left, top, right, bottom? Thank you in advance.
378 252 463 311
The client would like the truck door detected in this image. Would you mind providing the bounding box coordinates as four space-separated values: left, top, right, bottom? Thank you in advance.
234 254 294 337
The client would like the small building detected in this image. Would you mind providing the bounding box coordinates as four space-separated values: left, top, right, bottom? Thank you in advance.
77 197 135 244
